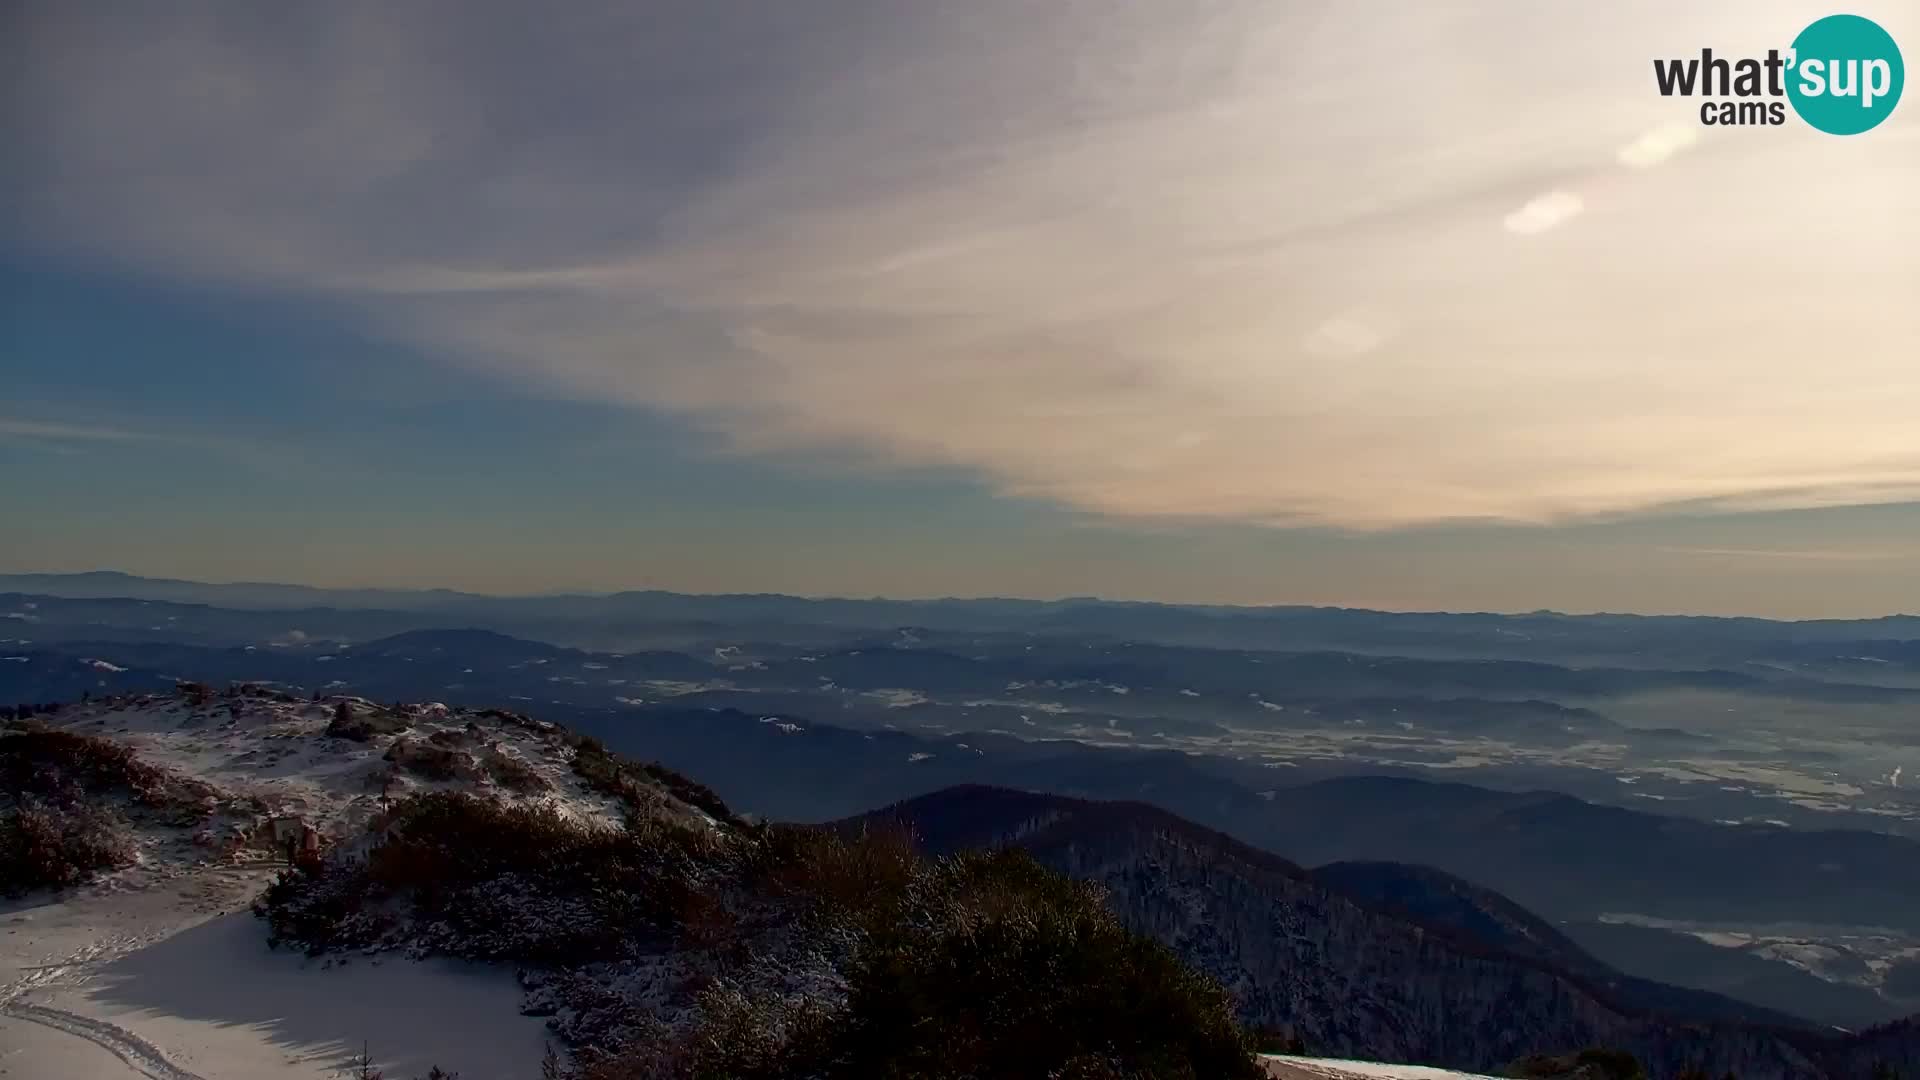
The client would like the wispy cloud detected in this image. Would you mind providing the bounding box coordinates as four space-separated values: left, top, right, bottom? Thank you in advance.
7 0 1918 529
0 415 316 479
1655 546 1915 562
0 418 159 443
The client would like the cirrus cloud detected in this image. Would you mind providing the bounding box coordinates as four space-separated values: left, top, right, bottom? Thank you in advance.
7 0 1919 529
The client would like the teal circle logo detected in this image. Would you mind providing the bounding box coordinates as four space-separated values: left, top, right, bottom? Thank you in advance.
1787 14 1904 134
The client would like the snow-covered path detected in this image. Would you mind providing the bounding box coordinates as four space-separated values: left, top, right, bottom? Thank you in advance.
1 914 206 1080
1 1001 209 1080
1 869 553 1080
0 1010 139 1079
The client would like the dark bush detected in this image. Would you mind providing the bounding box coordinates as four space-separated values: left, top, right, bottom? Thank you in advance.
258 792 728 964
0 730 211 823
747 822 919 921
820 848 1260 1080
0 798 134 896
3 730 156 796
254 857 382 954
329 703 411 742
385 738 476 782
583 836 1260 1080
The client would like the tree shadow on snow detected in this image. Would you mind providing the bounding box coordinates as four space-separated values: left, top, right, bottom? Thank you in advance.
88 911 551 1079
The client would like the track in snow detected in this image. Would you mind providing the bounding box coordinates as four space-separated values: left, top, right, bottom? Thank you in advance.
1 930 160 1007
1 1000 209 1080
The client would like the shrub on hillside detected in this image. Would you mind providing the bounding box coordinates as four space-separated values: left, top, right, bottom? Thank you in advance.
385 738 480 783
821 848 1260 1080
0 730 220 894
328 702 412 742
3 730 157 797
580 831 1260 1080
748 821 919 918
1 730 211 823
258 791 731 962
0 798 134 895
570 737 735 824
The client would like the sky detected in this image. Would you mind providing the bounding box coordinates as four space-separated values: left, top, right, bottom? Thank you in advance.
4 1 1919 618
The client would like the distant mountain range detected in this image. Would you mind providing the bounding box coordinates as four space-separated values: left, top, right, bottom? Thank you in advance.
9 600 1920 726
7 571 1920 669
848 785 1918 1078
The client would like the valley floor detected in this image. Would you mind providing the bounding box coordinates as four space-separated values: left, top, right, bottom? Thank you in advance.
0 867 553 1080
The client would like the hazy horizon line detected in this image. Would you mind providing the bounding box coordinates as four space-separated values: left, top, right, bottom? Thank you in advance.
4 567 1915 624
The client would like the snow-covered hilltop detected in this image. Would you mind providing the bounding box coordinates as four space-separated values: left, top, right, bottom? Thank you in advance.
0 687 725 1080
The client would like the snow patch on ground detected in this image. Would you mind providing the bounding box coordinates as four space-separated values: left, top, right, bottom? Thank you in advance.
1 873 552 1080
865 688 928 708
1262 1055 1500 1079
1596 911 1918 989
